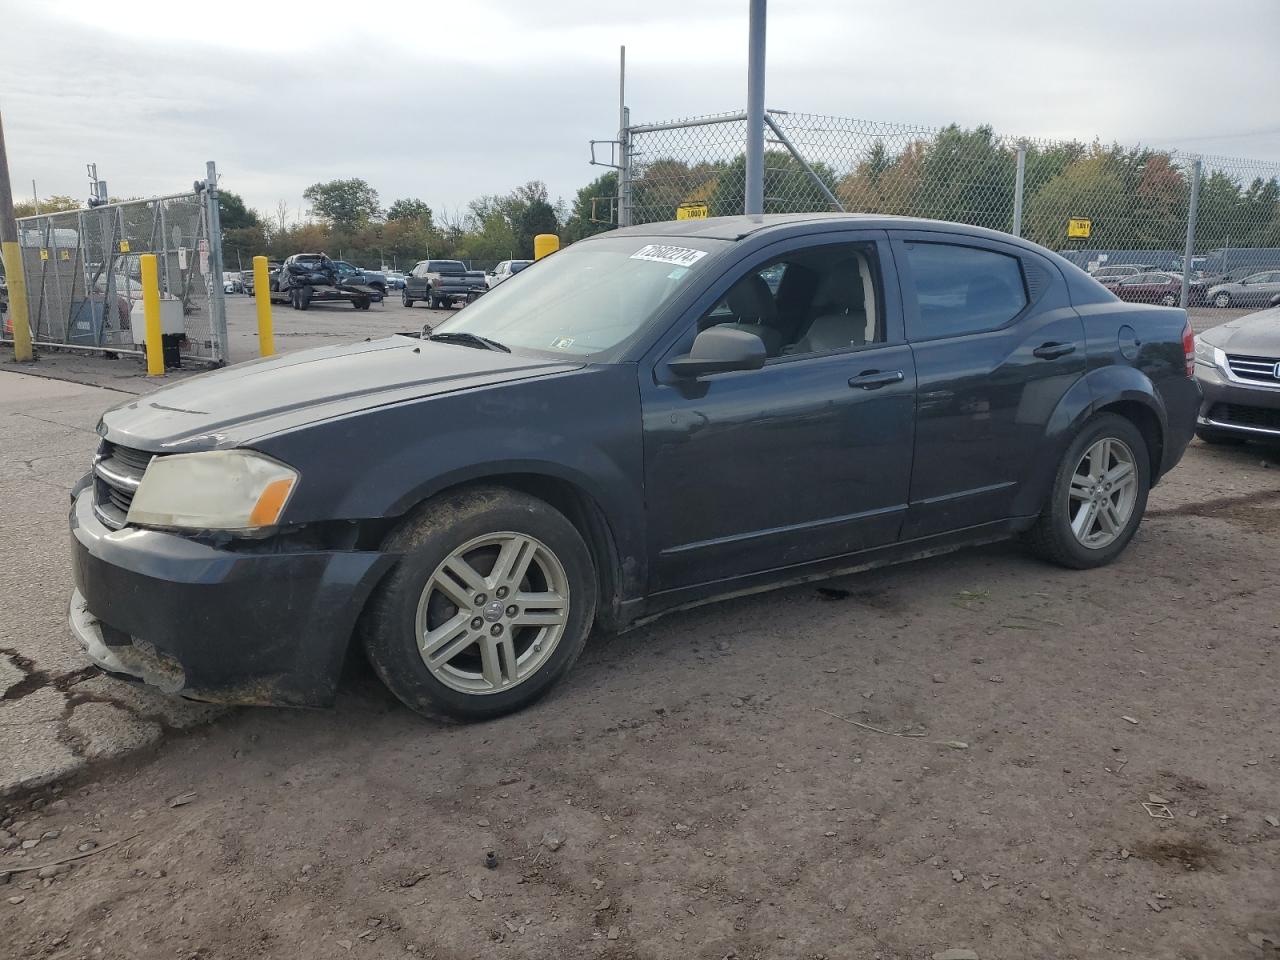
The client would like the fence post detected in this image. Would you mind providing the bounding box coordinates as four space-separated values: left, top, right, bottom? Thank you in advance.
253 255 274 357
0 109 34 361
1180 157 1203 309
763 114 843 212
744 0 767 215
204 160 229 363
1011 142 1027 237
618 107 632 227
140 254 164 376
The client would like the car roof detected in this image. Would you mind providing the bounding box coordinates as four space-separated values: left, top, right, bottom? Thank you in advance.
608 212 1049 250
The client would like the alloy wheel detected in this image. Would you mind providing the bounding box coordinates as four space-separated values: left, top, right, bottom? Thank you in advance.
414 532 570 694
1067 437 1138 549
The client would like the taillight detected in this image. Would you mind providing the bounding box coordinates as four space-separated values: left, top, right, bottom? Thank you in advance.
1182 320 1195 377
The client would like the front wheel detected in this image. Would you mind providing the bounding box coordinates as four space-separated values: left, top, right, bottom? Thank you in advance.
361 486 597 721
1160 292 1178 306
1213 291 1232 308
402 290 414 307
1025 413 1150 569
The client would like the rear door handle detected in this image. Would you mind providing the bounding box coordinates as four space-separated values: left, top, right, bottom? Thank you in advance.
848 369 905 390
1033 342 1076 360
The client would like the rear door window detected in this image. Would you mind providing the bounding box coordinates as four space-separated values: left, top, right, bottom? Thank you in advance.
902 242 1028 340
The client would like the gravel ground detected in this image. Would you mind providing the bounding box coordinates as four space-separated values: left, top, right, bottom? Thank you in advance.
1 431 1278 960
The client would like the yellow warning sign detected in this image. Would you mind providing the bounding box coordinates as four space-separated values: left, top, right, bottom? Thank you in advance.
1067 217 1092 239
118 240 131 253
676 203 709 221
39 249 49 261
60 249 71 261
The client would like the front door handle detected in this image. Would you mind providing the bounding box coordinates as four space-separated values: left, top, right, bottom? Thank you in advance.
848 369 905 390
1033 341 1076 360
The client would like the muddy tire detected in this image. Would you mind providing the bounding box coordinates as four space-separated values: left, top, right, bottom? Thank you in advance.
361 486 597 722
1025 413 1150 570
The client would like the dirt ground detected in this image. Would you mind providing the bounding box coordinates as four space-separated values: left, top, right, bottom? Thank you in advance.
2 438 1279 960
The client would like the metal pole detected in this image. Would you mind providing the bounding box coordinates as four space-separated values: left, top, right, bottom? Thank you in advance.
763 114 843 211
253 255 274 357
32 180 39 216
744 0 767 215
141 253 164 376
204 160 228 362
0 107 34 361
1180 157 1202 310
1012 142 1027 237
617 46 631 228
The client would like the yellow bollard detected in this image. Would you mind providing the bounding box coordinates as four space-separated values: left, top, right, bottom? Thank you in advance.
140 254 164 376
533 234 560 261
253 255 274 357
1 241 33 361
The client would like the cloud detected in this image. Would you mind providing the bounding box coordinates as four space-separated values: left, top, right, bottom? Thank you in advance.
2 0 1276 226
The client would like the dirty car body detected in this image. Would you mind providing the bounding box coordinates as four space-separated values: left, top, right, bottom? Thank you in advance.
69 214 1200 713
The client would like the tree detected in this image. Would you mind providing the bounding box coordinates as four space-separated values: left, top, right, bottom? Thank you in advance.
13 195 81 219
563 171 618 242
708 150 838 217
386 198 434 224
303 178 381 229
217 190 259 230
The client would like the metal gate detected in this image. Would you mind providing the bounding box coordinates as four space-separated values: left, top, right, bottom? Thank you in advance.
15 186 227 364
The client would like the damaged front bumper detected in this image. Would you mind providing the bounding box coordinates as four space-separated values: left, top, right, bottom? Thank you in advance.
68 488 392 707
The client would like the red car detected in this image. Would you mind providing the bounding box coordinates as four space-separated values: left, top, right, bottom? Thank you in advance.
1100 271 1194 306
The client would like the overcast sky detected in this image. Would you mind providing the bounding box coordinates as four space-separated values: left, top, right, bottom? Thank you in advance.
2 0 1277 221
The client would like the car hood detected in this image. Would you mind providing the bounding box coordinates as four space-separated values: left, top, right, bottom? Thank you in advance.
1198 307 1280 353
100 336 583 451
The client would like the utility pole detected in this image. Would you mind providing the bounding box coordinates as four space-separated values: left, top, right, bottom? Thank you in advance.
744 0 767 216
0 107 34 361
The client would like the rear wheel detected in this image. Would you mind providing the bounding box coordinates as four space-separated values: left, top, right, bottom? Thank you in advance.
1025 413 1150 569
297 286 312 310
361 487 597 721
289 288 300 310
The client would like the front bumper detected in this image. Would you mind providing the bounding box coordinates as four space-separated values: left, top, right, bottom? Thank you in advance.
1194 362 1280 439
68 488 392 707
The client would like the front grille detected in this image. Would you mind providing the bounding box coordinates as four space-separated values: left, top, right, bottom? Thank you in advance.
1210 403 1280 434
92 441 157 529
1226 354 1280 383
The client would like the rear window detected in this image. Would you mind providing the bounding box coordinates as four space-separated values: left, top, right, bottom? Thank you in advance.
511 261 531 273
904 241 1028 339
430 261 466 274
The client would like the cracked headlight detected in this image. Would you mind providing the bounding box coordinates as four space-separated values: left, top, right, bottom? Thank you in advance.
127 450 298 534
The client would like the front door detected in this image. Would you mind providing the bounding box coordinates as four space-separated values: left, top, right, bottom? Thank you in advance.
641 234 917 594
891 231 1087 539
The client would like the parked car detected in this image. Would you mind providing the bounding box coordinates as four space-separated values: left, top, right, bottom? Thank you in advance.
222 272 245 294
68 214 1198 721
486 260 532 289
402 259 473 309
1090 264 1154 282
383 271 406 290
1099 271 1197 306
464 269 488 297
1204 270 1280 309
1193 301 1280 443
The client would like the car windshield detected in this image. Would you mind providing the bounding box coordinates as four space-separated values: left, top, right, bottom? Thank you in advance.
431 236 728 357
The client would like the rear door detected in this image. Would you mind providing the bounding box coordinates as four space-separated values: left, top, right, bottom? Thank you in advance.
892 231 1086 539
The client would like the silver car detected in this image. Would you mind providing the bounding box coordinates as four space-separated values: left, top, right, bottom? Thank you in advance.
1205 270 1280 309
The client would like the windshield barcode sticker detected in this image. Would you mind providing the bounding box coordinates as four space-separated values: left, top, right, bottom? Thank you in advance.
630 244 708 267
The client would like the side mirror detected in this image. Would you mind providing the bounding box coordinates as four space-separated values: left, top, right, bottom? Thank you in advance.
668 326 767 378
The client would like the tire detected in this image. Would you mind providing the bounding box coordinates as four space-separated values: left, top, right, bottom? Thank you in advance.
298 286 311 310
402 290 414 308
1160 293 1178 306
1213 291 1232 308
361 486 597 721
354 297 370 310
1024 413 1151 570
290 288 300 310
1196 427 1244 446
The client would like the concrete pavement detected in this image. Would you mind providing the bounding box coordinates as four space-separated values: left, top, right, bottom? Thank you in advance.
0 371 218 798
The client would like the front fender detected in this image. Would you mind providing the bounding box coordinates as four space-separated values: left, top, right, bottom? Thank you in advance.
1013 366 1167 518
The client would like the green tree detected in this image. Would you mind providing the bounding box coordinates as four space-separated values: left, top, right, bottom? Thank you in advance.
13 195 81 219
707 150 838 217
303 178 381 229
217 190 259 230
563 171 618 242
386 198 434 223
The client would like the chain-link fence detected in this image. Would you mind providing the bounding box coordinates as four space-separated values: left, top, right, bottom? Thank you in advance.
12 187 227 364
614 109 1280 300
